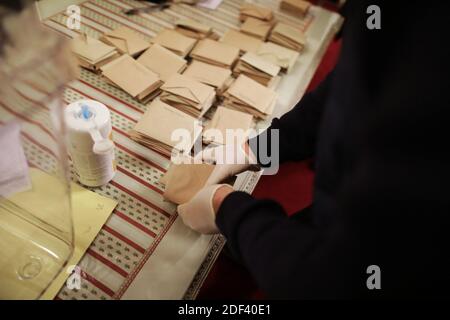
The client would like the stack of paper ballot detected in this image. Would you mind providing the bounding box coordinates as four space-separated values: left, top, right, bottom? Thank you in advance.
100 26 149 57
175 18 219 40
256 41 299 73
183 60 233 94
130 99 202 157
190 39 240 69
161 163 214 205
234 52 281 87
220 30 263 54
101 54 162 103
269 23 306 52
203 106 253 145
240 17 274 41
239 3 274 22
280 0 311 16
137 44 187 81
150 29 197 57
71 34 119 73
160 74 216 118
222 75 277 120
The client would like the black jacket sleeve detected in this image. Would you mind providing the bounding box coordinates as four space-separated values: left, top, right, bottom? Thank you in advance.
250 73 333 165
216 192 361 299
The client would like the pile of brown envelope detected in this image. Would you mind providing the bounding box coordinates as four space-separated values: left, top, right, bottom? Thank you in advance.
269 22 306 52
220 30 263 54
183 60 233 94
222 75 277 120
100 26 149 57
150 29 197 57
280 0 311 16
239 3 274 22
190 39 240 69
256 41 299 73
130 99 202 157
174 18 220 40
137 44 187 82
159 74 216 118
101 54 162 103
240 17 274 41
161 163 214 205
71 34 120 73
234 52 281 87
203 106 253 145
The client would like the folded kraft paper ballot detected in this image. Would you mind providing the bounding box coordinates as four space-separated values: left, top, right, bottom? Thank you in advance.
71 34 119 73
280 0 311 17
100 26 150 57
269 22 307 52
222 74 277 120
183 60 233 94
160 73 216 118
174 18 220 40
161 163 215 205
239 3 274 22
101 54 162 103
190 39 240 69
240 17 274 41
220 29 263 54
137 44 187 82
234 52 281 87
255 41 300 73
203 106 254 145
151 29 197 57
130 99 202 157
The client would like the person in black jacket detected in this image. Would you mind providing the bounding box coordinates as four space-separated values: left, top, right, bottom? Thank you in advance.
178 0 450 298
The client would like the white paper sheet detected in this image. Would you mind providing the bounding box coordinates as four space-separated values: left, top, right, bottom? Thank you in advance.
197 0 224 10
0 122 31 197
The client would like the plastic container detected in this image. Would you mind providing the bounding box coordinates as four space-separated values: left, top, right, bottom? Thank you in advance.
0 5 76 299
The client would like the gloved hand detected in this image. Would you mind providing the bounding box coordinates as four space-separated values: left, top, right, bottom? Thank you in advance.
177 184 233 234
195 142 260 185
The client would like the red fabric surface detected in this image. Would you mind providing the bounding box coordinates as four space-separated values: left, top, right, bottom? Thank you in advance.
197 37 342 300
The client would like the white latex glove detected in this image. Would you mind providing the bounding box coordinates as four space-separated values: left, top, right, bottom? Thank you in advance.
195 143 260 185
177 184 231 234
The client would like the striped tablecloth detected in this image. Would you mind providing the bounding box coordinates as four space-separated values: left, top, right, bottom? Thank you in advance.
29 0 342 299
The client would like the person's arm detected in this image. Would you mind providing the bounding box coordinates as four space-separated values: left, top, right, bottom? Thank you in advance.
216 97 449 299
215 192 362 299
200 75 334 186
251 73 334 165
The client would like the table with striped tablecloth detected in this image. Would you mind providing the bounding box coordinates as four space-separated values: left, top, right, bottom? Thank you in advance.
36 0 342 299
